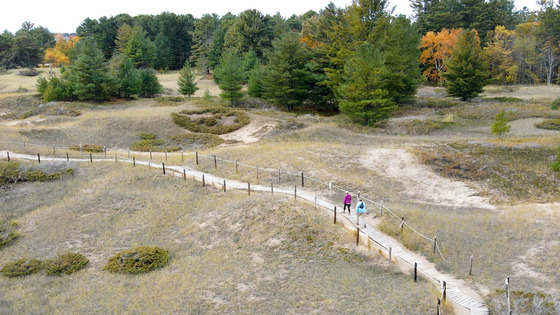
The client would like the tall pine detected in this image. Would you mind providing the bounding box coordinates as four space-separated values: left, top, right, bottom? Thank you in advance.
443 29 488 101
214 50 245 106
177 62 199 97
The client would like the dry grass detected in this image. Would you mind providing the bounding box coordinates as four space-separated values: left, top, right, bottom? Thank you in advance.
0 162 438 314
0 68 61 96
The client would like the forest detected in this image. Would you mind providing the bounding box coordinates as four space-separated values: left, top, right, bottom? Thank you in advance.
1 0 559 124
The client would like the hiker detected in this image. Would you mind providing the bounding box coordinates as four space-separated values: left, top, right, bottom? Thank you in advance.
356 199 366 228
343 191 352 214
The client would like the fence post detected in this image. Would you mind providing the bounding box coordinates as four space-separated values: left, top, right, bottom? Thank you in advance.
294 185 297 200
388 247 392 262
162 163 166 175
414 262 418 282
79 143 82 156
314 194 317 209
53 144 56 155
271 181 273 194
183 169 186 180
334 206 337 224
133 157 136 167
256 165 259 179
235 160 238 174
66 153 69 162
37 153 41 163
506 277 511 315
400 215 405 233
469 255 474 276
165 150 167 162
329 181 332 197
149 150 152 160
223 180 226 192
433 236 437 254
437 298 441 315
442 281 447 300
202 174 205 187
90 153 93 163
6 152 9 162
181 151 184 163
214 155 217 169
356 227 360 245
301 172 304 187
278 168 281 183
248 182 251 195
104 146 106 158
196 152 198 165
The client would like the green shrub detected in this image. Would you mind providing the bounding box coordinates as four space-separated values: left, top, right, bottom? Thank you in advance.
552 98 560 110
25 169 74 182
0 162 74 186
17 69 39 77
491 109 511 138
535 119 560 131
130 139 181 152
552 148 560 172
170 133 224 149
0 162 21 185
171 107 250 135
139 133 157 140
0 221 19 249
105 246 169 274
44 252 89 275
69 144 104 152
394 119 445 135
483 96 523 103
1 259 43 277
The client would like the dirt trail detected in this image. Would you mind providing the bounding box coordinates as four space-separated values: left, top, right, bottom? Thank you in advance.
361 148 494 210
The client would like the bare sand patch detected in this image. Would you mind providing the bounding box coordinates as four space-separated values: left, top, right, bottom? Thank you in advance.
361 148 494 209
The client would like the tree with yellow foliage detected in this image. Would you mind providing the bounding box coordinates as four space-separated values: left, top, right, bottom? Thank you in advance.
43 34 79 66
419 28 462 83
484 26 517 84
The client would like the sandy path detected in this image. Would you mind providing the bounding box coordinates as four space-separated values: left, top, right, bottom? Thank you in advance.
361 148 494 209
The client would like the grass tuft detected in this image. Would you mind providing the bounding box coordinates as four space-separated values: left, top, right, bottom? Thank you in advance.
171 107 250 135
535 118 560 131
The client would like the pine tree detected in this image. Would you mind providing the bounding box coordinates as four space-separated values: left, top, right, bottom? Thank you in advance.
138 69 162 98
337 43 396 125
153 32 173 70
491 109 511 138
177 62 199 97
443 29 488 101
110 53 141 98
214 50 245 106
66 37 117 101
261 32 313 110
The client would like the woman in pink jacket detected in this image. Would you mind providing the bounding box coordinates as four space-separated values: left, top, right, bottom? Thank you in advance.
343 191 351 214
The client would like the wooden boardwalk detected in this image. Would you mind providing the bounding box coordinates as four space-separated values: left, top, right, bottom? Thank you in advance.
1 150 490 314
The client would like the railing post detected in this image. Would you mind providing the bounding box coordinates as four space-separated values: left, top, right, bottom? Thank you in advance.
437 298 441 315
162 163 166 175
433 236 437 254
223 180 226 192
66 153 69 162
248 182 251 195
235 160 238 174
400 215 405 233
389 247 392 262
6 152 9 162
294 185 297 200
79 143 82 156
38 153 41 163
103 146 106 158
469 255 474 276
133 157 136 167
301 172 304 187
52 144 56 155
149 150 152 160
214 155 217 169
356 227 360 245
334 206 337 224
278 168 281 183
181 151 184 162
442 281 447 300
256 165 259 179
414 262 418 282
202 174 205 187
183 169 186 180
90 153 93 163
196 151 199 165
506 277 511 315
314 194 317 209
164 150 167 161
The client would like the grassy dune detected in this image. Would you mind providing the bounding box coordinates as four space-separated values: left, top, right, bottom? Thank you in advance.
0 162 440 314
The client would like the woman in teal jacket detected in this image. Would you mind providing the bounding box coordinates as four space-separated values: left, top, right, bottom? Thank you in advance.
356 199 366 228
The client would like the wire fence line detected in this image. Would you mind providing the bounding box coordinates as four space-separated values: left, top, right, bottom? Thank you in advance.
0 139 449 262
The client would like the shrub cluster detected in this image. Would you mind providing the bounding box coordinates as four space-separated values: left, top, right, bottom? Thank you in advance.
1 252 88 277
69 144 104 152
130 134 181 152
0 161 74 186
535 119 560 131
105 246 169 274
17 69 39 77
0 221 18 249
171 107 250 135
552 98 560 110
170 133 224 149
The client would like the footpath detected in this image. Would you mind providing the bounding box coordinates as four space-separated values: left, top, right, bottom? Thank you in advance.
0 150 489 315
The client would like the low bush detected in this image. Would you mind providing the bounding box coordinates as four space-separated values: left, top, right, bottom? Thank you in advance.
393 119 446 135
17 69 39 77
1 258 43 277
0 161 74 186
415 149 490 180
171 107 250 135
139 133 157 140
43 106 81 117
551 148 560 172
552 98 560 110
25 169 75 182
0 221 18 249
483 96 524 103
69 144 104 152
170 133 224 149
105 246 169 274
535 119 560 131
43 252 89 275
130 134 182 152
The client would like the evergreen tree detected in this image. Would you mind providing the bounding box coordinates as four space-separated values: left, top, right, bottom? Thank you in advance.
261 32 314 110
177 62 199 97
338 43 396 125
153 32 172 70
110 53 141 98
491 109 511 138
214 50 245 106
247 64 266 98
66 37 117 101
443 29 488 101
138 68 162 98
124 25 155 68
191 14 219 75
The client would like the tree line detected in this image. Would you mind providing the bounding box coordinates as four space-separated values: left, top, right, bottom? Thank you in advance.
2 0 560 124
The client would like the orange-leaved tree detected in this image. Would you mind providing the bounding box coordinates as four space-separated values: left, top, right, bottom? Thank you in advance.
484 25 517 84
419 28 462 83
43 34 80 66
